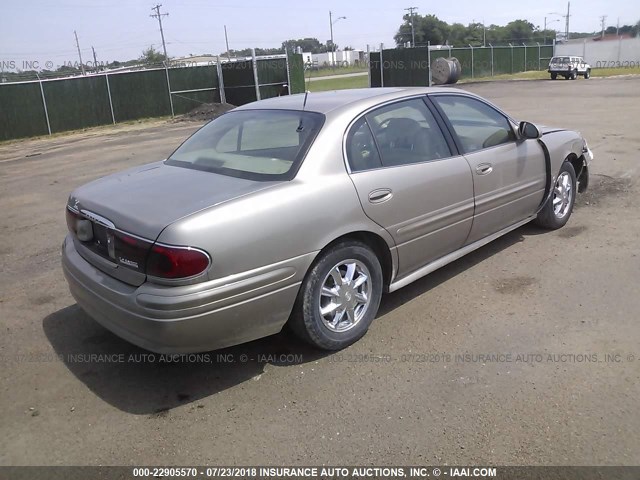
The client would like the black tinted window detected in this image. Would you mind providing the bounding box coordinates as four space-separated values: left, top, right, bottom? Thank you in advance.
432 95 515 154
346 118 383 172
365 99 451 167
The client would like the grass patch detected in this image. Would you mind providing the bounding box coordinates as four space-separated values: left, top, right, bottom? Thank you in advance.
460 67 640 83
307 74 369 92
592 67 640 77
306 66 368 78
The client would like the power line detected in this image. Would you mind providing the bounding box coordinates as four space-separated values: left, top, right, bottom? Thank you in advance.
405 7 417 47
150 4 169 62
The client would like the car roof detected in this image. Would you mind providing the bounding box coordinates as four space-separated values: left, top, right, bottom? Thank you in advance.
233 87 466 115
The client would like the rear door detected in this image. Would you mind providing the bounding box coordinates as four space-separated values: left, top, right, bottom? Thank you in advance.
430 94 546 244
346 97 475 278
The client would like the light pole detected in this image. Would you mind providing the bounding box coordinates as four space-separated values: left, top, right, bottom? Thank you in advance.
548 11 566 41
544 17 560 44
329 11 346 66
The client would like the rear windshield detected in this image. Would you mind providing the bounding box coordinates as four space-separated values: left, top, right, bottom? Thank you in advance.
166 109 324 181
551 57 571 64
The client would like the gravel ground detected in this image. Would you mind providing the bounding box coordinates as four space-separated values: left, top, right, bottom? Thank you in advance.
0 77 638 466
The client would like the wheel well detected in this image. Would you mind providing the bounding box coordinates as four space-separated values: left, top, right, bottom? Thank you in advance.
319 231 393 289
566 153 584 178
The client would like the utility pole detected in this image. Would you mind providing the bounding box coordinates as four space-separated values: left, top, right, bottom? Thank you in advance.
483 18 486 47
74 30 86 75
565 1 570 40
92 46 98 72
405 7 417 47
600 15 607 38
150 4 169 64
224 25 231 60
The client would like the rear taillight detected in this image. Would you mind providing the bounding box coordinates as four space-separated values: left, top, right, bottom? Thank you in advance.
66 206 209 279
146 244 210 279
113 231 153 274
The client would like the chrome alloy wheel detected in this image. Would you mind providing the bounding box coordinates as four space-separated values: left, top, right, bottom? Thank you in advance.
553 171 573 219
319 259 371 332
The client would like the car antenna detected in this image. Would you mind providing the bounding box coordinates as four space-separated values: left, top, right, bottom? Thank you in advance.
297 90 310 132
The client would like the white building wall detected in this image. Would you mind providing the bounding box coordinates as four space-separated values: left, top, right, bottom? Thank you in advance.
302 50 365 67
556 37 640 67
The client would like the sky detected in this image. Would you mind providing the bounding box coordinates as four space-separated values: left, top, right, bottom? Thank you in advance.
1 0 638 71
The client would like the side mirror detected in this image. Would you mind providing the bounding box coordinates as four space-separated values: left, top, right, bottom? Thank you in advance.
518 121 541 140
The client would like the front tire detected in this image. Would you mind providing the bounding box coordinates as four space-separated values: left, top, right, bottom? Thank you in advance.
289 241 383 350
570 70 577 80
535 161 577 230
584 69 591 79
550 73 557 80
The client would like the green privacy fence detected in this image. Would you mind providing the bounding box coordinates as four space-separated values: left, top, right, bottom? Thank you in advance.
0 52 304 141
369 44 554 88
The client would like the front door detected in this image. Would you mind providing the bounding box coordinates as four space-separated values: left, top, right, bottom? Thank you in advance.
430 94 546 244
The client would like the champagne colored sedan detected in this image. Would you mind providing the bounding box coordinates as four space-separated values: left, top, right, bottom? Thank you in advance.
62 87 592 352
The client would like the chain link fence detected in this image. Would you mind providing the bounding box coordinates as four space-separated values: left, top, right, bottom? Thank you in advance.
0 52 305 141
369 44 554 87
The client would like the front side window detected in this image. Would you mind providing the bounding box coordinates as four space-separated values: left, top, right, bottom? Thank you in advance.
167 110 323 180
431 95 516 154
364 99 451 167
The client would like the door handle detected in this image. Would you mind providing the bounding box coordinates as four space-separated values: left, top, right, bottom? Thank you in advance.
476 163 493 175
368 188 393 204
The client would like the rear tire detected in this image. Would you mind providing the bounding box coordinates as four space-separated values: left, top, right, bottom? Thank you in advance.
584 69 591 79
550 73 557 80
535 161 577 230
570 70 577 80
289 241 383 350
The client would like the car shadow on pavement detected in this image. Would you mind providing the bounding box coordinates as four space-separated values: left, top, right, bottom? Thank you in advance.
378 224 542 315
43 224 543 415
43 306 328 415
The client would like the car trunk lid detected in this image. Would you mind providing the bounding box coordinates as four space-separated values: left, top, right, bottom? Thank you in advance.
68 161 279 286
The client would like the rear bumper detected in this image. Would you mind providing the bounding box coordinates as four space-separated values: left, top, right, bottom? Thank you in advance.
61 234 312 353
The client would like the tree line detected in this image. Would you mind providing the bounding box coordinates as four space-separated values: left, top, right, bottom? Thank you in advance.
394 14 640 47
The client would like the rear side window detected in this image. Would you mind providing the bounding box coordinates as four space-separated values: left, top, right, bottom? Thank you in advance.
167 110 324 181
348 99 451 169
431 95 515 154
346 118 383 172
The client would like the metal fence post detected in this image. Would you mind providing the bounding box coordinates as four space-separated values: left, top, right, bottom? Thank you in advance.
489 44 494 76
509 43 514 73
104 72 116 124
428 41 432 87
469 44 474 78
366 44 371 88
164 62 175 117
523 43 527 71
379 43 384 87
36 73 52 135
537 42 541 70
251 48 261 101
216 56 226 104
448 45 452 57
284 52 291 96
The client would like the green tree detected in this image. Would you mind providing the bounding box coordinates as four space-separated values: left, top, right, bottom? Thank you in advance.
139 46 166 65
282 38 330 53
